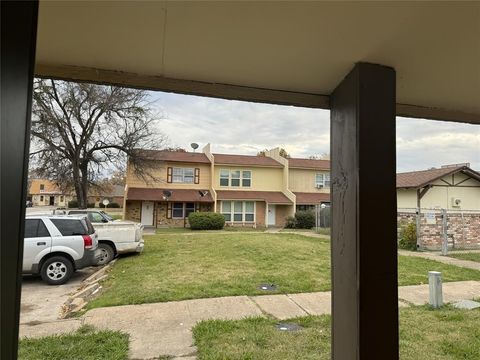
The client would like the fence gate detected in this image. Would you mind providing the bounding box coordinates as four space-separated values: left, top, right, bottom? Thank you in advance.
315 204 331 230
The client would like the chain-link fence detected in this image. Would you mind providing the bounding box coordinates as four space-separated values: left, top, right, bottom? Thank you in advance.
314 204 331 229
398 208 480 252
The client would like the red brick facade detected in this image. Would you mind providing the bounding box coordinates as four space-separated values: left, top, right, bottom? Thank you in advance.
398 211 480 250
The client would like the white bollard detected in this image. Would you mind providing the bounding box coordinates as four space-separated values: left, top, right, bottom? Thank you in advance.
429 271 443 308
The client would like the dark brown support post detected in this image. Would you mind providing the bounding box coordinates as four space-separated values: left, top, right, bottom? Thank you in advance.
1 1 38 358
330 63 398 359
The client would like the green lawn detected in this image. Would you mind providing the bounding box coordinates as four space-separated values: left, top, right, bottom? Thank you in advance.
18 326 129 360
87 232 480 309
448 252 480 263
193 306 480 360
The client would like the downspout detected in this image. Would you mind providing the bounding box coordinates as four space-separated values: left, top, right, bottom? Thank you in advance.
202 143 217 212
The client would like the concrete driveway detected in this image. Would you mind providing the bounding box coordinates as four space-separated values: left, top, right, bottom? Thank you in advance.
20 267 97 325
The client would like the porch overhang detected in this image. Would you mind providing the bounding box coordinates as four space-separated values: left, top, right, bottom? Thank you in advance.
216 190 293 205
294 192 331 205
127 187 213 203
34 1 480 123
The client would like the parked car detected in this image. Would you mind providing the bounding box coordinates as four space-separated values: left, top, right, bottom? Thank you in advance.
56 209 144 265
23 215 99 285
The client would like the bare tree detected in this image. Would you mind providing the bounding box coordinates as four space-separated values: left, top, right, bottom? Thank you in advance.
30 79 166 208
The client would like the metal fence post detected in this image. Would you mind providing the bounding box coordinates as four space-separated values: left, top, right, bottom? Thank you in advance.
441 209 448 255
416 207 421 249
428 271 443 308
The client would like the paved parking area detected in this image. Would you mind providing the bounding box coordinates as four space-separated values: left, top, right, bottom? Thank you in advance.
20 267 96 325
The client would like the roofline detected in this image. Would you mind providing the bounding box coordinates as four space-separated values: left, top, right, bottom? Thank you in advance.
396 166 480 189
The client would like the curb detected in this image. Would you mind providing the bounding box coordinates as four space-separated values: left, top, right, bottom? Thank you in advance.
60 260 116 318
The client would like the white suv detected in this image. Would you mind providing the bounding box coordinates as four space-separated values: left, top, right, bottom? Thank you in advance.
23 215 99 285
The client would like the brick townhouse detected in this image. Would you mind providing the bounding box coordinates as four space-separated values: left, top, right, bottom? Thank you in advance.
124 145 331 228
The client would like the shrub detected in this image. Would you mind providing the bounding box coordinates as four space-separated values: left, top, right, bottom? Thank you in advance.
284 216 296 229
68 200 78 208
107 202 120 208
398 221 417 251
188 212 225 230
295 210 316 229
87 202 95 208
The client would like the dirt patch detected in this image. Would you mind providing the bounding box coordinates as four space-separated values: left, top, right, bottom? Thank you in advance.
21 304 37 313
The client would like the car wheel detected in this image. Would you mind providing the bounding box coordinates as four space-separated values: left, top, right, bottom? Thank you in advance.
96 243 115 265
40 256 73 285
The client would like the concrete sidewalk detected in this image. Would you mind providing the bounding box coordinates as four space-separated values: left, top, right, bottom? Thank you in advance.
398 249 480 271
20 280 480 359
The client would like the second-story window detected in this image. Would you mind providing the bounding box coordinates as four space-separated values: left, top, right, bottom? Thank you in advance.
40 184 45 192
171 167 195 183
315 172 331 188
220 170 229 186
231 170 241 187
219 169 252 187
242 171 251 187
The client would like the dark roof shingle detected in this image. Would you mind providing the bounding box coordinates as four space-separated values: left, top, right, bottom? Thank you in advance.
396 165 480 188
294 192 330 204
216 190 292 204
135 149 210 164
213 154 282 167
289 158 330 170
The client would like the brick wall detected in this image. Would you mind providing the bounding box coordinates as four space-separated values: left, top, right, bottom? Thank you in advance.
398 210 480 250
125 200 141 222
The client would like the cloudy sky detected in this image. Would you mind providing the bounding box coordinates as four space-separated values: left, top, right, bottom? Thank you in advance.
149 91 480 173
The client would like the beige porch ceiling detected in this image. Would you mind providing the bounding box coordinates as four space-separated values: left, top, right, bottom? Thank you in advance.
35 1 480 123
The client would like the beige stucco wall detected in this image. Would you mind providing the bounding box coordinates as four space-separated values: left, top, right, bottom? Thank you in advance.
289 168 330 193
32 194 73 207
397 174 480 210
213 166 283 191
126 161 212 189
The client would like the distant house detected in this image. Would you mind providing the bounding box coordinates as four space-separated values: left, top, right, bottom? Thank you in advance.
397 164 480 210
124 144 331 227
28 179 74 207
87 184 125 208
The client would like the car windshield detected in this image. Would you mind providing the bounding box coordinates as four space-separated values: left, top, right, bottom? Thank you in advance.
100 211 114 222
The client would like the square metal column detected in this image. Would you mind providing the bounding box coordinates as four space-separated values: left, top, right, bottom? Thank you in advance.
330 62 398 359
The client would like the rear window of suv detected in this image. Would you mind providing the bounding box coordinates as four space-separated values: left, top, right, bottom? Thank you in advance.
51 219 88 236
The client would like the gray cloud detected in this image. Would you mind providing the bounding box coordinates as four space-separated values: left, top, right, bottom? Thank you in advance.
149 91 480 172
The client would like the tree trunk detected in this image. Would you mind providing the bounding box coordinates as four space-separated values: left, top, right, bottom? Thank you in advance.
72 163 87 208
79 164 89 209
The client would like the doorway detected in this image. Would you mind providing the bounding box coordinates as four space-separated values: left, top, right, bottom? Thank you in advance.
141 201 154 226
49 196 55 206
267 204 276 226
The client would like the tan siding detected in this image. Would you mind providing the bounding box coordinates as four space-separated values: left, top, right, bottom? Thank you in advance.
213 166 283 191
126 161 211 189
289 168 330 193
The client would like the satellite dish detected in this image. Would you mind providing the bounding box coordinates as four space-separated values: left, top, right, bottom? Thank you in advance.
191 143 199 151
162 190 172 198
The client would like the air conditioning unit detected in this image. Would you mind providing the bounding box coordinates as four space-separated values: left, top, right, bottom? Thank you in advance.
452 198 462 207
316 184 324 189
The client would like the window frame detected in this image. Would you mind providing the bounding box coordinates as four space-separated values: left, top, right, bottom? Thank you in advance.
172 167 195 184
219 169 253 188
172 202 196 219
315 172 331 188
221 201 256 223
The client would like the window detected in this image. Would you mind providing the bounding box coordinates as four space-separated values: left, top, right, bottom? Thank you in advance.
221 201 255 222
172 202 195 219
40 195 44 202
219 169 252 187
60 196 64 202
40 184 45 192
221 201 231 221
24 219 50 238
185 202 195 217
172 202 184 218
244 201 255 221
242 171 251 187
51 219 88 236
172 167 195 183
89 212 105 223
233 201 243 221
231 170 241 187
220 169 229 186
315 172 331 188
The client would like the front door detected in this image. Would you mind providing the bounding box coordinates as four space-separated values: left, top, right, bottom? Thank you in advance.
141 201 154 226
268 204 276 226
49 196 55 205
